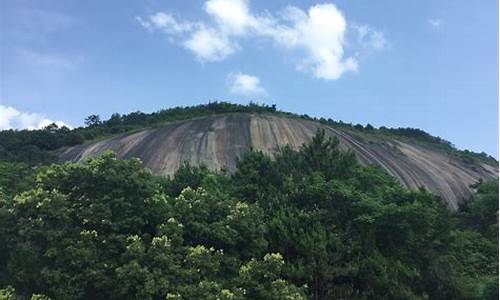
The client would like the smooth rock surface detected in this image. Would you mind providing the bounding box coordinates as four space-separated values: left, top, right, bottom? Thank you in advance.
61 114 498 209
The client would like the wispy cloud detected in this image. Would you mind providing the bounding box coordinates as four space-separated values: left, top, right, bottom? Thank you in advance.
353 24 388 51
135 12 194 34
18 49 81 71
0 105 72 130
428 18 444 30
4 5 77 44
136 0 387 80
4 5 83 82
227 72 267 96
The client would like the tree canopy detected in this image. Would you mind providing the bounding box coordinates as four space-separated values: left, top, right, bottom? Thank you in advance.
0 131 497 299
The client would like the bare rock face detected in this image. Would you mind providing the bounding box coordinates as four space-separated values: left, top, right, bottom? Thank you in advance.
61 114 498 209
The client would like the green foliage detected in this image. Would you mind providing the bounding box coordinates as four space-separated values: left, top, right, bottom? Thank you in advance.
0 287 51 300
0 286 16 300
459 180 499 239
0 124 83 165
84 115 101 127
0 153 301 300
0 162 36 199
0 131 497 299
238 253 306 300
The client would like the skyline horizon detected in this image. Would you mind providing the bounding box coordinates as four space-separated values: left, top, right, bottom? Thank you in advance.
3 99 497 158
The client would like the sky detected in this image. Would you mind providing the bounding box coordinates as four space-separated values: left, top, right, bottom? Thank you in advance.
1 0 498 157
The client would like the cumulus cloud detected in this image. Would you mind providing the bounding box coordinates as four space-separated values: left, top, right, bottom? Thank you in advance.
228 72 267 96
206 0 256 35
136 0 386 80
428 18 444 30
184 25 237 61
271 4 358 80
0 105 72 130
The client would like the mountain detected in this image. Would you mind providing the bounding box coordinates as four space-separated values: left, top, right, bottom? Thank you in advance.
2 103 498 300
60 113 498 209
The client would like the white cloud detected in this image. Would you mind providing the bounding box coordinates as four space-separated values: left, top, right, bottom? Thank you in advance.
136 0 386 80
269 4 358 80
428 18 443 30
184 25 236 61
0 105 72 130
228 72 266 96
205 0 254 35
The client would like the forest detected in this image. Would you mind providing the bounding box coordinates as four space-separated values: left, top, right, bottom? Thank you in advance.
0 129 497 300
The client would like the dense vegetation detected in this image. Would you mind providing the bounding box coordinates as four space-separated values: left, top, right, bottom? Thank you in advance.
1 102 496 167
1 131 497 299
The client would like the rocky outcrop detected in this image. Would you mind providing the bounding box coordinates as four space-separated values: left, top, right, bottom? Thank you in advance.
61 114 498 209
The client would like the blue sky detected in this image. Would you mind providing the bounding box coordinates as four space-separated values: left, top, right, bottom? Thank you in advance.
1 0 498 157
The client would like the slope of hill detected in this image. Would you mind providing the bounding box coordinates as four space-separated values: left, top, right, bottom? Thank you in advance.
60 113 498 209
1 103 498 300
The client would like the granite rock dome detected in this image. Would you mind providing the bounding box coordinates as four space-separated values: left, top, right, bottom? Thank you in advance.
61 113 498 209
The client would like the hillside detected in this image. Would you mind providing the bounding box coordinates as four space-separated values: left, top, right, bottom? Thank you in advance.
60 112 498 210
2 129 498 300
1 103 498 299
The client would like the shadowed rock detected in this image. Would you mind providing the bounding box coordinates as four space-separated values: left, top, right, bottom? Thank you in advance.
60 114 498 209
